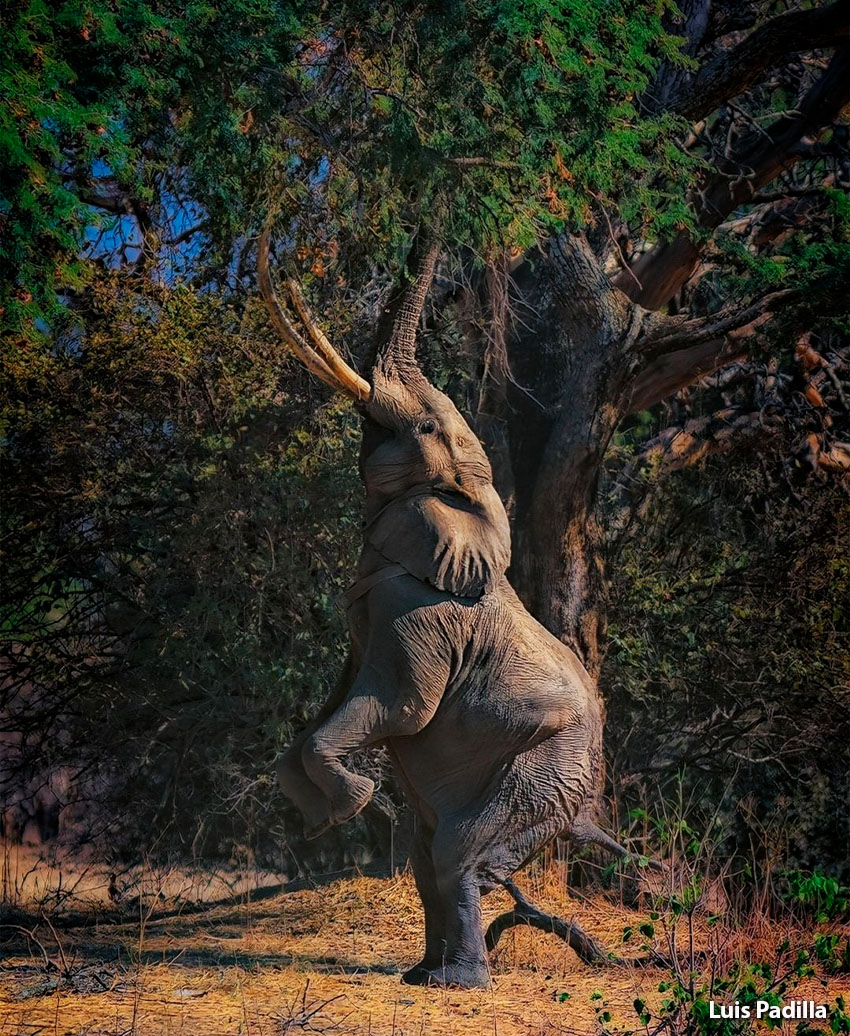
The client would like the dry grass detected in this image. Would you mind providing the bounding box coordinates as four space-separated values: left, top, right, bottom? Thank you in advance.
1 855 848 1036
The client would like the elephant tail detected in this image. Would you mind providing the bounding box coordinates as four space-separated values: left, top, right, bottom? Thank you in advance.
563 815 664 872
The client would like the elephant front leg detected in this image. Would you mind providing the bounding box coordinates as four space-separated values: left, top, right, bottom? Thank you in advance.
300 726 375 840
276 738 334 837
299 690 384 840
301 673 441 840
277 652 357 837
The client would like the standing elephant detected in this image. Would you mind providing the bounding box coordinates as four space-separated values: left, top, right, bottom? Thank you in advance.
261 232 627 988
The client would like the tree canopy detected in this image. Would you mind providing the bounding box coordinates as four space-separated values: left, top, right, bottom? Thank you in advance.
1 1 848 879
2 1 707 337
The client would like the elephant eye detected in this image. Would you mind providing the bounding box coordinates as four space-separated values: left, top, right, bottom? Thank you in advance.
419 419 437 435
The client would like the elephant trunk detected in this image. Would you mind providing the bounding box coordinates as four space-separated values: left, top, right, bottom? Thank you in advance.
374 234 442 380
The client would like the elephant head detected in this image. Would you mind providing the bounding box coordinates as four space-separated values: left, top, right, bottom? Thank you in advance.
258 230 510 597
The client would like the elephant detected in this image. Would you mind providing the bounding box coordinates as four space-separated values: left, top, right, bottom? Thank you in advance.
260 231 629 988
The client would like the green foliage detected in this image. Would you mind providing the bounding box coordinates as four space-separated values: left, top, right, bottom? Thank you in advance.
711 189 850 333
1 277 368 858
336 0 696 244
597 867 849 1036
1 0 307 337
811 933 850 975
785 871 850 924
798 996 850 1036
604 446 850 881
2 0 847 876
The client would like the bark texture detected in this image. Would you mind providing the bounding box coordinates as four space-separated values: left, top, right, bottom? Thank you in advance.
506 237 640 677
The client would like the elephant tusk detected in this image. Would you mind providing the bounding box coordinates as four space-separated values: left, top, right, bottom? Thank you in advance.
257 226 371 402
284 275 372 402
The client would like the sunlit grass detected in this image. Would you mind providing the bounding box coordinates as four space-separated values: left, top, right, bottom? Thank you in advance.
1 851 848 1035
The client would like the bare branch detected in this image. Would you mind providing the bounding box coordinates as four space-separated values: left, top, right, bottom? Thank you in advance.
628 335 750 413
637 289 796 360
165 221 209 247
634 406 783 475
627 285 816 412
79 190 132 215
809 438 850 472
443 155 521 170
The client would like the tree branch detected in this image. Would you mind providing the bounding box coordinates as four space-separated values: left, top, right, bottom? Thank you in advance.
443 155 521 170
807 437 850 472
618 46 850 310
666 2 848 121
627 284 808 410
633 406 783 476
78 190 132 215
548 232 633 330
628 327 849 478
637 289 796 360
628 335 750 413
165 220 209 247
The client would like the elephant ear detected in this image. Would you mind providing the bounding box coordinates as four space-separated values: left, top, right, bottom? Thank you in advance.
368 485 511 597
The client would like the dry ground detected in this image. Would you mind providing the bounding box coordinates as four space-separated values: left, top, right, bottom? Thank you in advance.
1 855 847 1036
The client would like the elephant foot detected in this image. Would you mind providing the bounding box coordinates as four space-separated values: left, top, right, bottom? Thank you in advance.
277 752 336 833
304 773 374 840
401 956 442 986
401 963 431 985
402 961 490 989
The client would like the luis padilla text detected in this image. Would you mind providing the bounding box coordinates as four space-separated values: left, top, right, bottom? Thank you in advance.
709 1001 829 1020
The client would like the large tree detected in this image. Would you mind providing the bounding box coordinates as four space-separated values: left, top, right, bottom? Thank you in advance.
503 6 849 676
2 0 848 858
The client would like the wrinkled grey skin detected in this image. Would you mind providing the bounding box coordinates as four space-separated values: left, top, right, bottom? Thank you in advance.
277 361 615 989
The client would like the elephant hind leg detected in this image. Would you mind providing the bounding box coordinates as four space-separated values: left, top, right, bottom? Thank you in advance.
402 822 491 989
402 824 448 985
404 871 490 989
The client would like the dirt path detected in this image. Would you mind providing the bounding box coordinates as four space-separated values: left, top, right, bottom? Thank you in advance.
2 870 847 1035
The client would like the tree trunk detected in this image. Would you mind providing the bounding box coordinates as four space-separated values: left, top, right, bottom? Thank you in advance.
505 237 638 677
